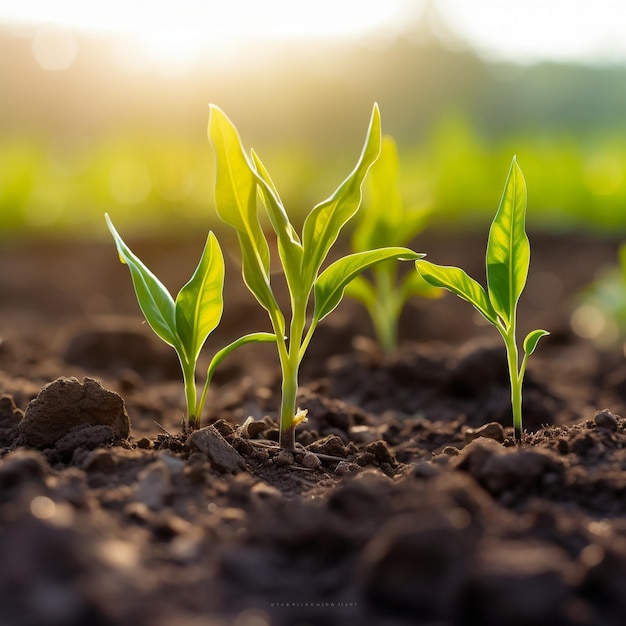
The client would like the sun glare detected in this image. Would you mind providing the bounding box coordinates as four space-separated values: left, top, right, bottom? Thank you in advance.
4 0 624 68
1 0 413 38
1 0 418 73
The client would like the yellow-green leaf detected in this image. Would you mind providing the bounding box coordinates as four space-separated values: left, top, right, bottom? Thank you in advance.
105 214 178 349
314 247 422 323
208 105 282 327
523 329 549 356
416 260 498 325
251 149 304 296
175 232 225 365
486 156 529 327
206 331 277 386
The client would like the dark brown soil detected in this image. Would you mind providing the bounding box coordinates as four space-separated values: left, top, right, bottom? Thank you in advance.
2 230 626 626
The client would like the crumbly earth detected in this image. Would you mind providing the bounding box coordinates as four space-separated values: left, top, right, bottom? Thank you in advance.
1 231 626 626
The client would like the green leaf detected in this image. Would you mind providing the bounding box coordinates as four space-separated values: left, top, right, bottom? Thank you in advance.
301 103 382 285
523 329 549 356
486 156 529 327
250 149 301 249
175 231 225 365
416 260 499 325
251 149 304 296
314 247 422 323
206 332 277 386
105 214 178 348
208 105 282 328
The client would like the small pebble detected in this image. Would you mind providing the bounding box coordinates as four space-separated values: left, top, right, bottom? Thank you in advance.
464 422 505 443
300 451 322 470
594 409 618 432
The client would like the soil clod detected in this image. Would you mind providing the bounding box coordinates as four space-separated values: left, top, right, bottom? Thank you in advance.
17 377 130 448
188 425 246 473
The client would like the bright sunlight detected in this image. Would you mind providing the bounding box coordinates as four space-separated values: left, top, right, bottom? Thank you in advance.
2 0 416 67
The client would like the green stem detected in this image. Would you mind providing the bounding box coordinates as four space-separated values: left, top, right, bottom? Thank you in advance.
502 326 523 442
279 353 299 450
182 360 198 430
278 294 308 450
299 319 317 363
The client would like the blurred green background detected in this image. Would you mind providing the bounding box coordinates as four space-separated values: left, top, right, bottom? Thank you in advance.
2 0 626 239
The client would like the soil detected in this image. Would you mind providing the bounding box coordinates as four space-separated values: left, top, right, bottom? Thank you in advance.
2 230 626 626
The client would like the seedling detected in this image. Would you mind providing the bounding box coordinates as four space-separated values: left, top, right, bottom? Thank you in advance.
105 214 275 430
415 157 549 442
208 103 423 449
346 135 441 355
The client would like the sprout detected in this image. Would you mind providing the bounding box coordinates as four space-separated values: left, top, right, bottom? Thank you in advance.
106 215 275 430
416 157 549 441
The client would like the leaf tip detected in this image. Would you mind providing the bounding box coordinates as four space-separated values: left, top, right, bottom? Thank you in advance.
368 103 382 140
207 104 228 135
104 212 117 237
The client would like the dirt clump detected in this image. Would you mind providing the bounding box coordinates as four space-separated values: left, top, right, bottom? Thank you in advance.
17 377 130 448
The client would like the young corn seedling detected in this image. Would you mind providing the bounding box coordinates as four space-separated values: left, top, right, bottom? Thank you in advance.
105 214 275 431
209 103 423 450
415 156 549 442
346 135 441 356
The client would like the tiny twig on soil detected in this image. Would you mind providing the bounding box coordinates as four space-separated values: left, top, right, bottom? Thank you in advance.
154 420 173 436
246 439 347 462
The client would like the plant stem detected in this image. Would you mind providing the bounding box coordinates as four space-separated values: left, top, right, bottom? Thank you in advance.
279 355 298 450
277 294 308 450
182 360 198 430
503 327 523 442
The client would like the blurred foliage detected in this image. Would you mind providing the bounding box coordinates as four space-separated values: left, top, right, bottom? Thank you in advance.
3 118 626 239
347 135 441 355
2 26 626 239
573 243 626 350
